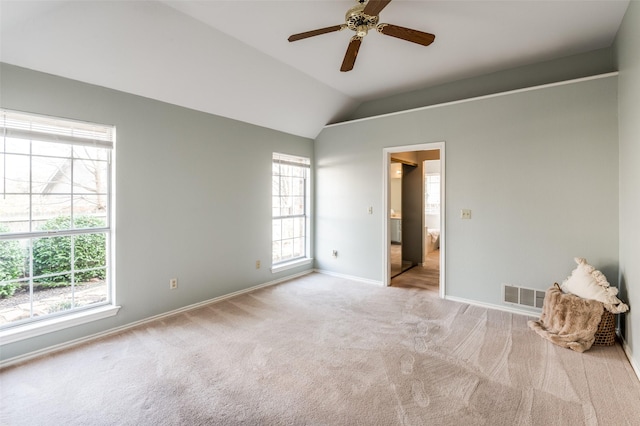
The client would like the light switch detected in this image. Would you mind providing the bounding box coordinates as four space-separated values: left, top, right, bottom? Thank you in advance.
461 209 471 219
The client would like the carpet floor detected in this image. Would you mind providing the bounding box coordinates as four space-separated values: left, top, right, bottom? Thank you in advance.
1 272 639 425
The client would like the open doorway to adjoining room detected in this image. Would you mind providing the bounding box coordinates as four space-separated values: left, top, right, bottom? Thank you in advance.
383 142 444 298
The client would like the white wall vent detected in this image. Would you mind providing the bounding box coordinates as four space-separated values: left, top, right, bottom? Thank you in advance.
503 284 545 309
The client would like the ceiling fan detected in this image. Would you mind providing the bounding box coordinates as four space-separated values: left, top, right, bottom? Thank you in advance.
288 0 435 72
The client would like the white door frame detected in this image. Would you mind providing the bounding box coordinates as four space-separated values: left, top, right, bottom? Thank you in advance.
383 142 445 299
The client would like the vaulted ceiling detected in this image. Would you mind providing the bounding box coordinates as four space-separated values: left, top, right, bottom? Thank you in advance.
0 1 630 139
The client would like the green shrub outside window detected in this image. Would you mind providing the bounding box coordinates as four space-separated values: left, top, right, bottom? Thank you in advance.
0 224 25 298
32 216 106 288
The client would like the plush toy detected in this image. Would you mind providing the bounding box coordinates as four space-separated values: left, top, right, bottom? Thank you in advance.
560 257 629 314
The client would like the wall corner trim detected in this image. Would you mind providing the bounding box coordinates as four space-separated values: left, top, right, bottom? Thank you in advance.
324 72 619 130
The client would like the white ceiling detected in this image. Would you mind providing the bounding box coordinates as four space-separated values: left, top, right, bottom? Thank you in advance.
0 0 629 139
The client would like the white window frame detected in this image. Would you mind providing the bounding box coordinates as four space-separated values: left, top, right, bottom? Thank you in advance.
271 153 312 273
0 109 119 344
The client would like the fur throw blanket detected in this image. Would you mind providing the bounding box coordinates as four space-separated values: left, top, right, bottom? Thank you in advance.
528 284 604 352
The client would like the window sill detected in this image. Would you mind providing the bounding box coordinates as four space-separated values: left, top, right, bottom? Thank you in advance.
0 304 121 345
271 258 313 274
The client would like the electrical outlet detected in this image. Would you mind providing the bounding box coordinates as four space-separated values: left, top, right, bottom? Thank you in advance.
461 209 472 219
256 260 261 269
170 278 178 289
332 250 338 258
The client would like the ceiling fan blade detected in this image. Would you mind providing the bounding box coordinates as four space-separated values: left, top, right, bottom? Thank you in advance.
363 0 392 17
340 37 362 72
377 24 435 46
288 25 345 42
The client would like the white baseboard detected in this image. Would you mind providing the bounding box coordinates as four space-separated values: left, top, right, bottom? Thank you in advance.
445 295 541 318
618 332 640 383
0 270 313 369
314 269 384 287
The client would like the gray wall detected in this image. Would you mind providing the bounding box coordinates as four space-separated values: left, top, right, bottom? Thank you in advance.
315 76 619 308
342 47 615 122
615 0 640 376
0 63 314 361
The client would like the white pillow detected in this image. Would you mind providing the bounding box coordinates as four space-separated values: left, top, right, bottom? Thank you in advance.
560 257 629 314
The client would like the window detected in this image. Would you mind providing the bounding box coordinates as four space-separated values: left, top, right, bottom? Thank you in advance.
272 153 310 267
0 109 114 330
425 174 440 214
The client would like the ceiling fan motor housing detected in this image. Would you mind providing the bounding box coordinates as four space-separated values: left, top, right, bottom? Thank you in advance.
345 3 379 38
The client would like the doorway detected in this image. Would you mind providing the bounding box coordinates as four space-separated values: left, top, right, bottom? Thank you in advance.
383 143 445 298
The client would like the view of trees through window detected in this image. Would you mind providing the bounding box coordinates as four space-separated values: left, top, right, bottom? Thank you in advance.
0 110 114 328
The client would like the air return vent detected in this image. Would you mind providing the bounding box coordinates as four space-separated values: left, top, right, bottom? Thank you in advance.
503 284 545 309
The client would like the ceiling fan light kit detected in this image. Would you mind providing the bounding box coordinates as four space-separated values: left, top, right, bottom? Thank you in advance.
288 0 435 72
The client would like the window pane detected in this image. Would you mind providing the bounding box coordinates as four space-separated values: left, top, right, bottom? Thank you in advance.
0 195 30 232
32 156 71 194
73 145 108 161
280 164 292 177
272 240 281 263
32 194 72 221
45 289 75 315
272 176 280 197
292 237 304 258
73 158 108 194
31 140 72 157
74 277 108 308
282 218 294 239
73 195 108 222
34 273 72 290
280 201 290 216
1 153 30 193
0 278 31 325
292 177 305 196
73 232 106 277
281 239 293 261
0 237 28 282
291 196 304 215
279 177 290 198
294 217 305 238
272 219 282 241
32 235 72 279
1 137 30 154
32 275 73 318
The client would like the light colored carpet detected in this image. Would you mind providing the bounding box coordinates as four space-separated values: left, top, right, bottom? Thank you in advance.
1 272 639 425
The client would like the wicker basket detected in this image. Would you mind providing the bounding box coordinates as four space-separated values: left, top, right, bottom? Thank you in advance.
593 307 616 346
